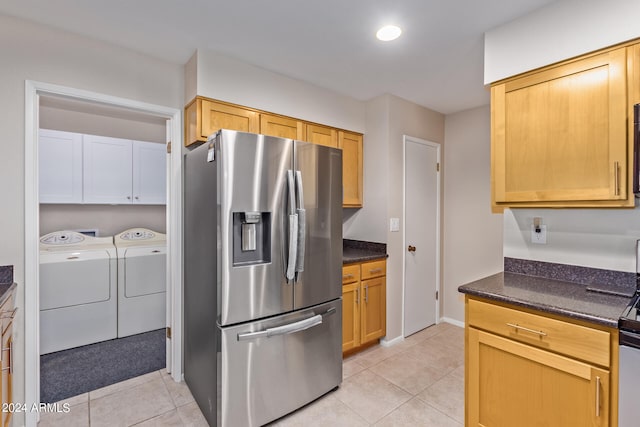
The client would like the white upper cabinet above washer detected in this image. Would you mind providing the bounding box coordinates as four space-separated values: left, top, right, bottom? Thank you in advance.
39 129 166 205
132 140 166 205
83 135 133 204
39 129 83 204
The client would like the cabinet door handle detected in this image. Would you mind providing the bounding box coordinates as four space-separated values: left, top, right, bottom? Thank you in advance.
595 376 601 417
506 323 547 337
369 268 382 274
0 307 17 319
343 273 354 280
614 161 620 196
127 196 131 200
364 285 369 303
355 288 359 304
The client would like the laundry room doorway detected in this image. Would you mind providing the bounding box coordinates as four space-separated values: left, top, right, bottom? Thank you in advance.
24 81 182 425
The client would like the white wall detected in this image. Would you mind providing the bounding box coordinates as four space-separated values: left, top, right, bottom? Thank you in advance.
192 49 366 133
485 0 640 276
342 96 389 243
485 0 640 83
0 14 183 423
40 205 166 236
504 206 640 273
443 106 503 323
40 104 166 142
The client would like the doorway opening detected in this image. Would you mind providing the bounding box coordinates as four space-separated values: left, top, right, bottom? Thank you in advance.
24 81 182 426
402 135 441 337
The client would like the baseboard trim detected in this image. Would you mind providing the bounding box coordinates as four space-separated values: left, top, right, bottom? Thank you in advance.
440 317 465 328
380 335 404 347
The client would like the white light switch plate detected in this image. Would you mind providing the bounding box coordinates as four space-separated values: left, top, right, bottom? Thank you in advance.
390 218 400 232
531 225 547 244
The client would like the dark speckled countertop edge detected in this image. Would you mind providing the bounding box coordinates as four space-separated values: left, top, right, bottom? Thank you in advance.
458 272 631 328
343 239 388 264
0 266 16 307
0 283 16 308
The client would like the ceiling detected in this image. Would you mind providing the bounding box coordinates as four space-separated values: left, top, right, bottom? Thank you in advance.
0 0 558 114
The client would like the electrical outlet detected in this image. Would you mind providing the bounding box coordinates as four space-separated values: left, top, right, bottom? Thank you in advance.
390 218 400 232
531 225 547 244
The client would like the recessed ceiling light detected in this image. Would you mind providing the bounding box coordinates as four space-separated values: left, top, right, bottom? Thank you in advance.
376 25 402 41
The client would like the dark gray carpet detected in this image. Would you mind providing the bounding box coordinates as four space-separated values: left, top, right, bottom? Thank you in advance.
40 329 165 403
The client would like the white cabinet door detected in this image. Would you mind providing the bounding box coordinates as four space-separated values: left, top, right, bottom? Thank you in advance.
132 141 166 205
39 129 83 203
83 135 133 204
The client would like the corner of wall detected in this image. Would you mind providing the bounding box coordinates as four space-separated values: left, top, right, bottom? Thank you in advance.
184 50 198 105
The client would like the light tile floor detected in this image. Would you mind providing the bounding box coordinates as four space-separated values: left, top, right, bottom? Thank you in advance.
38 322 464 426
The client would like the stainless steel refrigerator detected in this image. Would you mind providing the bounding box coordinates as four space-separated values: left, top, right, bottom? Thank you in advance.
184 129 343 427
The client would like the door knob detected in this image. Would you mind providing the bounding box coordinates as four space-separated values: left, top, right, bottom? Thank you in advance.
408 245 416 252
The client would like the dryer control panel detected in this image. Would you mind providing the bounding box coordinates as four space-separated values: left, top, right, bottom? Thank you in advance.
119 230 156 240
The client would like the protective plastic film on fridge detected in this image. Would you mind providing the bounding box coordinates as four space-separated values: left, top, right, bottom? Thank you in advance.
184 130 343 427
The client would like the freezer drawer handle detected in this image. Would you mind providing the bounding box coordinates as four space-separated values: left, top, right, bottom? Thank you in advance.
237 314 323 342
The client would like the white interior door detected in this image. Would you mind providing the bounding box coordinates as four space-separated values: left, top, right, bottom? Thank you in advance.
404 136 440 337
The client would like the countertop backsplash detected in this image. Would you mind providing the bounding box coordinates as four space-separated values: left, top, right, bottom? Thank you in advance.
504 257 636 297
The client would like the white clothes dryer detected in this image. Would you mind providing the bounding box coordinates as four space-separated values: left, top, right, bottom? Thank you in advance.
114 228 166 338
39 231 117 354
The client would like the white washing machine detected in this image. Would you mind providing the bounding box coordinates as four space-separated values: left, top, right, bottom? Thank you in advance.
114 228 166 337
39 231 118 354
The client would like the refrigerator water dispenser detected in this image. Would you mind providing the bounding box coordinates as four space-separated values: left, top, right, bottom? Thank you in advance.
233 212 271 265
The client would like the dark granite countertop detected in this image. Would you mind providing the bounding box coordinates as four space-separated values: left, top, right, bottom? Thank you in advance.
343 239 388 264
458 272 632 328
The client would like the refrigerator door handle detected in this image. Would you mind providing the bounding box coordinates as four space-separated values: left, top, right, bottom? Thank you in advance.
286 171 298 280
237 314 323 341
295 170 306 272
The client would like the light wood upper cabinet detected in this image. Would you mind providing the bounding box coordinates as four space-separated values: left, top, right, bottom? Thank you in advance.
185 98 258 146
491 45 634 209
305 124 338 148
185 96 365 208
339 131 363 208
259 113 304 139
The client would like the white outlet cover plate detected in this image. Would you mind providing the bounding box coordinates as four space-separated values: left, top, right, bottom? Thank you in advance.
390 218 400 232
531 224 547 244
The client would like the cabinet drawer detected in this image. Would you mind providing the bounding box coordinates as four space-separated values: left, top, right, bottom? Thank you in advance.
342 265 360 285
468 298 610 367
360 260 386 280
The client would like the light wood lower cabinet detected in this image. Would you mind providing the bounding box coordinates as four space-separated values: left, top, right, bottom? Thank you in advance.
0 289 15 427
342 260 386 354
466 296 617 427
